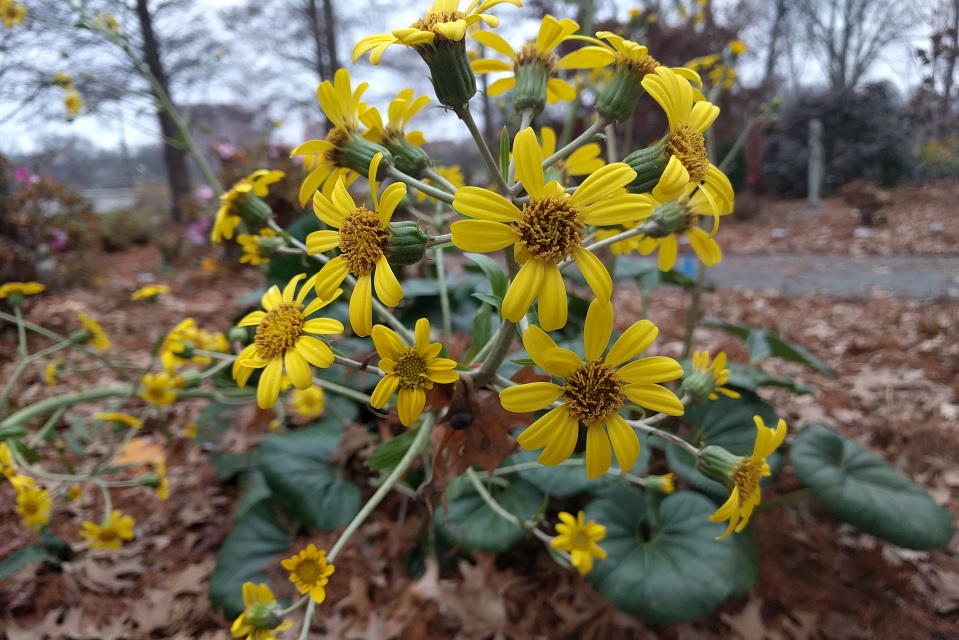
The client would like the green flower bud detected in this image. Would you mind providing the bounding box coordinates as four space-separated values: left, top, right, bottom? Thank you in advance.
682 368 719 403
384 135 432 179
227 326 249 344
385 221 430 267
174 370 202 389
415 39 477 110
646 473 675 494
246 600 285 631
332 130 393 179
697 445 743 488
624 140 669 195
235 194 273 228
643 200 693 239
596 65 647 124
512 54 554 116
255 234 285 261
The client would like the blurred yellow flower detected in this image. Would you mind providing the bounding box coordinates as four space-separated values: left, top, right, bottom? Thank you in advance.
139 373 178 405
292 385 325 420
131 284 170 301
77 312 111 351
281 543 335 603
81 510 136 549
16 482 52 531
95 411 143 429
65 91 83 116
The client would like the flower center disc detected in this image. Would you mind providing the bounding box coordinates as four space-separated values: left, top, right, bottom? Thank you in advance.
516 43 558 70
412 10 465 33
665 123 709 183
570 530 592 550
295 559 322 584
324 128 351 163
515 195 584 262
98 528 119 543
622 52 658 76
395 347 431 390
255 302 305 359
732 458 763 500
563 361 625 424
339 207 389 276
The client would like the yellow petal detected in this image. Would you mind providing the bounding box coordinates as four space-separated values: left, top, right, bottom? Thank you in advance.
516 405 568 450
371 325 402 359
500 382 563 412
502 259 545 323
472 58 514 74
487 77 517 97
513 128 545 201
350 274 374 337
583 299 613 362
295 335 334 368
617 356 684 384
433 19 467 41
537 264 568 331
538 415 579 466
450 220 519 252
285 350 313 389
306 230 341 254
453 186 522 222
522 325 560 373
257 357 283 409
651 156 689 203
624 383 684 415
585 424 612 479
571 246 612 302
688 227 722 266
370 375 399 408
606 414 639 472
374 255 403 307
570 163 636 208
397 387 426 426
606 319 657 367
581 193 656 225
471 29 517 60
658 235 678 272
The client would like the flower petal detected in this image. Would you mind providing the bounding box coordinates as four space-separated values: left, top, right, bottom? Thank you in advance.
571 246 612 302
295 335 334 368
514 128 545 200
538 414 580 466
450 220 519 252
285 349 313 389
257 357 283 409
502 259 545 323
570 163 636 207
606 414 640 473
374 255 403 307
371 325 402 359
585 424 612 479
617 356 684 384
537 264 568 332
516 405 567 450
583 299 613 362
453 186 522 222
315 256 350 300
397 387 426 426
370 375 399 408
306 230 341 254
606 319 658 367
624 383 685 415
350 274 374 337
500 382 562 413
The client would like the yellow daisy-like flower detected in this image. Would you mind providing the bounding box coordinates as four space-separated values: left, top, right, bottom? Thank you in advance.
708 416 787 539
307 153 405 337
416 165 465 203
81 510 136 549
231 583 292 640
292 385 325 420
471 15 579 108
67 484 82 502
500 300 684 479
684 350 740 401
0 281 45 299
155 458 169 501
451 128 656 331
232 274 343 409
131 284 170 301
550 510 607 575
370 318 459 427
353 0 522 66
0 442 16 478
211 170 284 244
361 88 430 147
184 423 199 440
729 39 748 56
281 543 336 603
237 228 277 266
641 67 734 215
95 412 143 429
16 482 52 531
65 91 83 116
537 126 604 182
44 361 60 386
159 318 198 373
139 372 178 406
290 69 371 206
77 312 111 351
1 0 26 28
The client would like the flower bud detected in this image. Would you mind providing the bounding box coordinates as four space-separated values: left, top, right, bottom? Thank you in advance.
643 200 694 239
511 47 557 116
235 194 273 228
245 600 286 631
682 368 719 403
331 130 393 180
384 135 432 179
624 140 669 195
227 326 249 344
596 65 646 124
646 473 675 494
415 39 477 110
255 234 285 261
385 221 430 266
697 445 742 488
174 370 202 389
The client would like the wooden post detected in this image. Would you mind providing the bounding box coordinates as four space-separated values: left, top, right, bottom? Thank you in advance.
808 118 823 211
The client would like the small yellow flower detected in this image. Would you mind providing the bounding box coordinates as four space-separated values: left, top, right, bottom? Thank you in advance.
67 484 82 502
159 318 199 373
185 423 199 440
80 510 136 549
65 91 83 116
95 411 143 429
237 228 277 266
500 300 684 478
708 417 787 539
1 0 26 28
537 126 604 182
211 170 284 243
93 11 120 33
51 72 74 90
370 318 459 427
16 482 52 531
292 385 326 420
361 87 431 147
44 361 61 386
0 281 44 300
267 419 281 432
647 473 675 494
281 543 336 603
684 350 740 401
231 583 292 640
139 373 178 406
729 39 747 56
0 442 17 478
233 274 343 409
131 284 170 301
155 459 169 501
77 312 111 351
551 511 607 575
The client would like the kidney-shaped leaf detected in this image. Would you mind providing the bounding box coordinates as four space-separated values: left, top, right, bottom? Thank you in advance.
586 489 755 624
510 447 651 498
437 477 543 552
791 424 953 550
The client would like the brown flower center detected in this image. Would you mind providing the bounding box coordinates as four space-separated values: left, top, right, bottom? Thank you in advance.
563 361 626 424
664 123 709 183
623 53 659 76
516 43 559 71
295 559 322 585
255 302 305 359
97 528 119 543
412 10 465 34
395 346 432 390
732 458 763 501
515 195 584 262
323 128 351 164
338 207 389 276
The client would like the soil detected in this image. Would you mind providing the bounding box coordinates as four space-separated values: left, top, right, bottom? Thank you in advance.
1 204 958 640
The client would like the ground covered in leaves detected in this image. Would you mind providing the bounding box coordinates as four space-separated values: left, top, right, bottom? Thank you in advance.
1 199 958 638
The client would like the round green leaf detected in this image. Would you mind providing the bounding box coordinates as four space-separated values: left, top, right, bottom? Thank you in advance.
509 446 651 498
437 477 543 552
666 392 782 497
257 424 361 530
585 489 756 624
791 424 953 550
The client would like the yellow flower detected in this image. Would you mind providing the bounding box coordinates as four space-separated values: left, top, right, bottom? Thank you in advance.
185 423 199 440
231 583 292 640
292 385 325 420
451 128 655 331
729 39 747 56
290 69 371 205
281 543 335 603
67 484 82 502
370 318 459 427
237 228 277 266
77 312 111 351
416 165 465 203
470 15 579 107
353 0 523 66
233 274 343 409
51 72 74 90
44 361 60 386
93 11 120 33
81 510 136 549
362 88 430 147
16 482 52 531
550 511 607 575
159 318 198 373
211 170 284 243
155 459 169 501
65 91 83 116
708 417 787 539
307 153 405 337
1 0 26 28
641 67 734 215
647 473 675 494
0 442 16 478
683 350 740 401
95 411 143 429
139 373 178 406
0 281 44 300
500 300 684 478
131 284 170 301
537 126 604 181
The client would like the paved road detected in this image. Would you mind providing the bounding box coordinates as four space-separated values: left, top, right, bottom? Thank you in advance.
706 254 959 298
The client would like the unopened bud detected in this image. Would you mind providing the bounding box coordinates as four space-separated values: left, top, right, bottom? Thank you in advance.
415 39 477 110
697 445 742 488
386 221 430 266
624 140 669 195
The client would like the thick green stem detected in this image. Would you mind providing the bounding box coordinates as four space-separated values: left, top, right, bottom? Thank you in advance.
454 104 510 196
467 319 515 388
387 167 455 205
628 418 701 458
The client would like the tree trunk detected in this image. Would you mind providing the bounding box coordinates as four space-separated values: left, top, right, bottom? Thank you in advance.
306 0 329 83
763 0 788 89
942 0 959 135
135 0 190 222
322 0 339 73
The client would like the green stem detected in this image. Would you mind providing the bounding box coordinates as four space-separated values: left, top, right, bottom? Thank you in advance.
681 261 707 359
454 104 511 196
311 376 373 405
27 406 67 448
425 233 452 249
298 599 316 640
466 467 528 528
467 319 515 388
434 244 453 339
332 355 384 378
387 167 454 205
423 167 459 193
628 418 701 458
14 304 27 359
327 413 434 563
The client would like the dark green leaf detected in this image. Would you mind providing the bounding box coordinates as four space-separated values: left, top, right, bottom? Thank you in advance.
791 424 953 550
724 362 813 395
586 489 755 624
366 425 421 472
0 545 58 580
472 292 502 309
464 253 508 301
466 303 493 361
257 424 361 530
235 471 272 521
437 477 542 552
706 320 833 375
209 451 257 482
509 447 651 498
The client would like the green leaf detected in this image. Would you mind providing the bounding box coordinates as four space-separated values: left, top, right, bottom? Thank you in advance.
499 126 510 179
586 489 755 624
791 424 953 550
0 545 58 581
209 501 290 619
235 470 273 521
366 425 421 472
437 477 542 552
466 302 493 361
724 362 812 395
464 253 508 301
706 320 833 375
509 448 651 497
209 451 257 482
666 392 782 497
257 424 361 530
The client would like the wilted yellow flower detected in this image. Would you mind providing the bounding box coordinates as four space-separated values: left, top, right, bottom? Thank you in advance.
231 583 292 640
81 510 136 549
551 511 606 575
51 72 74 90
211 170 284 243
683 350 740 401
65 91 83 116
93 11 119 33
